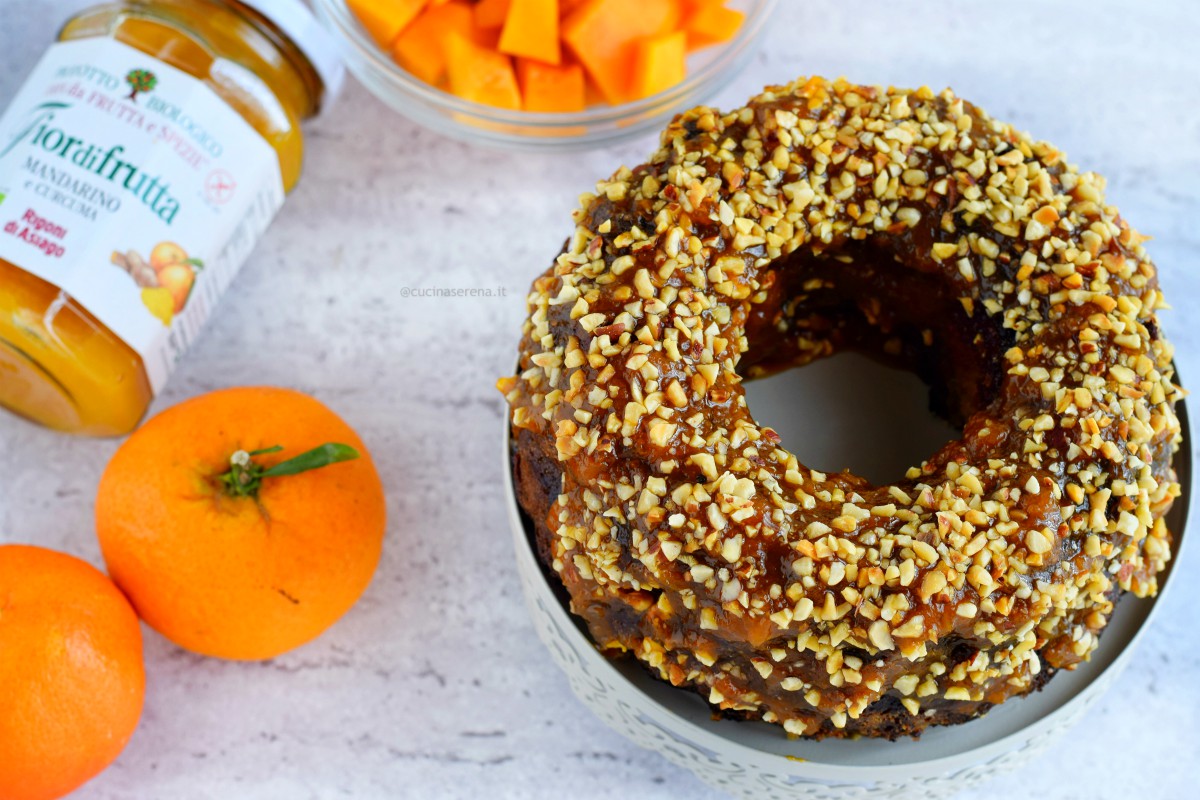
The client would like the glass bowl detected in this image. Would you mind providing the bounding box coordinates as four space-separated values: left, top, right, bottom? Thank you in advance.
312 0 779 151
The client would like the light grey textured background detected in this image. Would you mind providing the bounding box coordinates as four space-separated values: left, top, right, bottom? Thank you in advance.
0 1 1197 798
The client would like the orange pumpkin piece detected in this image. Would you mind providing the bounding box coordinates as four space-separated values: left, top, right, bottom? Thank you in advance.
499 0 561 65
347 0 428 47
474 0 512 28
518 58 585 112
392 1 476 85
684 0 744 48
446 33 522 109
562 0 681 104
630 30 686 100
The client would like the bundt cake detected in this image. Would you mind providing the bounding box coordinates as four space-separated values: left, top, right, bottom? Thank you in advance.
499 77 1182 738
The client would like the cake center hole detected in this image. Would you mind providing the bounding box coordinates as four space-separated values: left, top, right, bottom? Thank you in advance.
742 352 959 486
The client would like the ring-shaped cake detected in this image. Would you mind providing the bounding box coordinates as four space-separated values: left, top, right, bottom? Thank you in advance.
500 77 1182 738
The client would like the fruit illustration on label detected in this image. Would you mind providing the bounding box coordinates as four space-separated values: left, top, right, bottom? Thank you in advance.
113 249 155 287
141 287 174 325
124 68 157 101
158 262 195 312
149 242 187 271
113 242 203 325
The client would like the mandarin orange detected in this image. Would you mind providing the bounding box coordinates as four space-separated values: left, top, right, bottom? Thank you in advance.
0 544 145 800
95 387 386 660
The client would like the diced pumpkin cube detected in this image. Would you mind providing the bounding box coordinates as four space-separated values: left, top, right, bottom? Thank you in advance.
347 0 428 47
684 1 744 49
445 33 522 109
562 0 681 104
517 58 585 112
391 1 476 85
474 0 512 28
648 0 684 35
499 0 561 65
583 73 607 107
629 31 686 100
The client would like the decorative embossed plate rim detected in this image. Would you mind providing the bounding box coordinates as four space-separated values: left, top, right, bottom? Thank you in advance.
504 370 1190 797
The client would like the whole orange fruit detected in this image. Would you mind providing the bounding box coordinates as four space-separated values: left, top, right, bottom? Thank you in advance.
0 544 145 800
95 387 386 660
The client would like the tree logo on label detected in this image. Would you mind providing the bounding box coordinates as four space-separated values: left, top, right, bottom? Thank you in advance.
125 69 158 102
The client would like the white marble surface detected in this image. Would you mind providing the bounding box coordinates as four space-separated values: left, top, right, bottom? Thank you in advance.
1 1 1198 798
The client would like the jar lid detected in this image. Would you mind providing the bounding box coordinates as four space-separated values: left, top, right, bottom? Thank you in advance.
239 0 346 115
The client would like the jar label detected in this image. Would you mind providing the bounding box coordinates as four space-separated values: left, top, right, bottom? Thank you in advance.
0 38 284 392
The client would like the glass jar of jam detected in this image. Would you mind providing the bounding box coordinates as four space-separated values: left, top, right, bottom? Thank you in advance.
0 0 343 435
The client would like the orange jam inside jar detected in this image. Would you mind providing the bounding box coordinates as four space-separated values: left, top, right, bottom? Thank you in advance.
0 0 344 436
